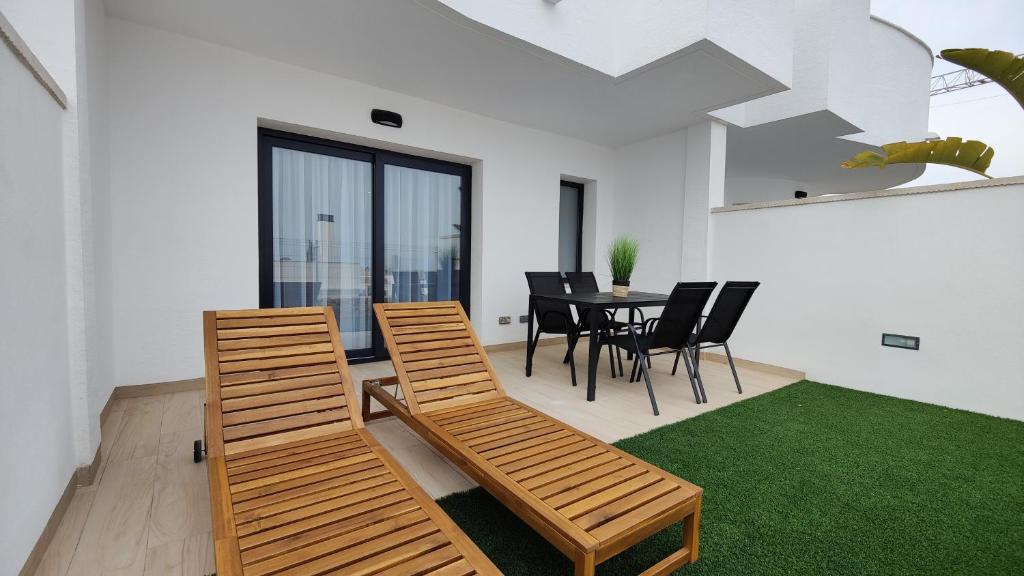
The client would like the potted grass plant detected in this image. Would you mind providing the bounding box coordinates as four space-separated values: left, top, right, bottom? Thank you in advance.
607 235 639 297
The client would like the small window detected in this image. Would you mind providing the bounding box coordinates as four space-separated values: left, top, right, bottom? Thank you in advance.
558 181 584 273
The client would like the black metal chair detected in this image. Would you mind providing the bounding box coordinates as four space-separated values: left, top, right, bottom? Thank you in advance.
607 282 717 414
564 272 629 378
525 272 581 386
674 281 760 402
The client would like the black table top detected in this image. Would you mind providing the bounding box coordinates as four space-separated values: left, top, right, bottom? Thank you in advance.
530 291 669 308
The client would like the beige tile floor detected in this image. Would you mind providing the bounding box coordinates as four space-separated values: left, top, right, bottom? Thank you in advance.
34 344 799 576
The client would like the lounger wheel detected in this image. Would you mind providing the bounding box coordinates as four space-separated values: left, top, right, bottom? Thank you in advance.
193 439 204 463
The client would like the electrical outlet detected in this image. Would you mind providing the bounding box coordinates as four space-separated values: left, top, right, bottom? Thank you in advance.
498 316 511 325
519 315 529 323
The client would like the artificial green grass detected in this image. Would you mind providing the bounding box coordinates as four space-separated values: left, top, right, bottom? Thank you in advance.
437 381 1024 575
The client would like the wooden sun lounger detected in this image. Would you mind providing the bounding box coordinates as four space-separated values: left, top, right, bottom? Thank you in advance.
202 306 500 576
363 301 703 576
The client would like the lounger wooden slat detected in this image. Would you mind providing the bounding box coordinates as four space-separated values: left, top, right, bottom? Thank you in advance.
366 301 703 576
203 307 499 576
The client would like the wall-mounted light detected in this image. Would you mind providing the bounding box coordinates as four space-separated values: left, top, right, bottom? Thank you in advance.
371 109 403 128
882 333 920 350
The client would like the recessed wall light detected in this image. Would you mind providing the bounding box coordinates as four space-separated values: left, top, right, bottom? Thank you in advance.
371 109 403 128
882 333 920 350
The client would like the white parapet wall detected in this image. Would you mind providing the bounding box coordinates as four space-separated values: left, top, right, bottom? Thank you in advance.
0 8 76 571
709 177 1024 420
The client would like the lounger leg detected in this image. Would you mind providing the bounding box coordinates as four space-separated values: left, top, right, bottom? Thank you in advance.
671 351 681 376
638 354 660 415
574 550 596 576
689 346 708 403
683 494 702 564
679 347 702 404
724 341 743 393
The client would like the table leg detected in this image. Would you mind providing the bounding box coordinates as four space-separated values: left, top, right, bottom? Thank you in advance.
587 304 600 401
526 297 535 377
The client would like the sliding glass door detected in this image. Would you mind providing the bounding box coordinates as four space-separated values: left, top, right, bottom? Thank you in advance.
383 162 464 305
259 129 471 360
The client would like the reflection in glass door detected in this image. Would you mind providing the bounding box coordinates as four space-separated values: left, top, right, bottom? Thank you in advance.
267 147 373 354
383 164 463 304
259 130 471 361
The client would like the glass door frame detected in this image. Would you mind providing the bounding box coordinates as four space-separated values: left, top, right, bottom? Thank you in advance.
257 128 472 361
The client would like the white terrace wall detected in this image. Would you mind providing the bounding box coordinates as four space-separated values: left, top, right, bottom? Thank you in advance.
0 13 75 571
710 178 1024 420
105 18 623 387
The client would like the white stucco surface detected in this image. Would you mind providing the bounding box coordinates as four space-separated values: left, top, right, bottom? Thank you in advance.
710 181 1024 420
104 18 625 387
0 13 75 571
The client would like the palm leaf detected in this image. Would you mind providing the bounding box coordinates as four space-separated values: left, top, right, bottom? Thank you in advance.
841 138 994 178
940 48 1024 111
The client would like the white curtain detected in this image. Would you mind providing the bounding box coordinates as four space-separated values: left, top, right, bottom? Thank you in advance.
383 165 461 303
272 147 372 349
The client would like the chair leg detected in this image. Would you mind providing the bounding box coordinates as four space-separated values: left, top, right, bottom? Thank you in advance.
671 351 681 376
724 341 743 394
567 335 578 387
616 347 624 378
629 356 639 383
606 338 616 379
689 346 708 403
637 354 659 415
528 330 542 370
565 330 581 365
678 347 702 404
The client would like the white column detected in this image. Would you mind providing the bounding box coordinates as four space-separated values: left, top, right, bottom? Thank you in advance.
682 120 727 281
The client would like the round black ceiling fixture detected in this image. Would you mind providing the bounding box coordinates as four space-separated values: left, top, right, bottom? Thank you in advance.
371 109 403 128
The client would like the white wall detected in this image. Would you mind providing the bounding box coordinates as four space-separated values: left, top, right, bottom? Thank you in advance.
104 18 620 387
610 129 687 290
437 0 793 83
80 0 111 441
0 22 75 571
1 0 106 467
725 175 808 204
710 182 1024 420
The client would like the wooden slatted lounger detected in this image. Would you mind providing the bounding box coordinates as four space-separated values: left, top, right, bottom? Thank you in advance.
202 306 500 576
363 301 703 576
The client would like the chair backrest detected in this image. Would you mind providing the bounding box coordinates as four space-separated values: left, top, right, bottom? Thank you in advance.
695 281 760 344
524 271 574 333
651 282 718 350
374 301 504 414
565 271 600 294
202 306 361 458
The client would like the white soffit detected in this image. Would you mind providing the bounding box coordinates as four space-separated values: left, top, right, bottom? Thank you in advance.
103 0 789 146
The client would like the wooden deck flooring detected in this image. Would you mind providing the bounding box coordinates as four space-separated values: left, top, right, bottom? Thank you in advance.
34 343 798 576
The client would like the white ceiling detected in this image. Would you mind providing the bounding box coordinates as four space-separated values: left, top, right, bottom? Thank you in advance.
726 110 923 193
102 0 783 147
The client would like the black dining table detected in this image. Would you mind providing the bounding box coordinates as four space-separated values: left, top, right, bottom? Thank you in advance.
526 291 670 401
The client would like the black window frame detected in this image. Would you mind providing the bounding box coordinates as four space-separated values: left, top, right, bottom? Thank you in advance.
559 180 585 278
258 127 472 361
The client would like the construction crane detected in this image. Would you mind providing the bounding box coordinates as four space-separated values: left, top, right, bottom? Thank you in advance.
930 53 1021 96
